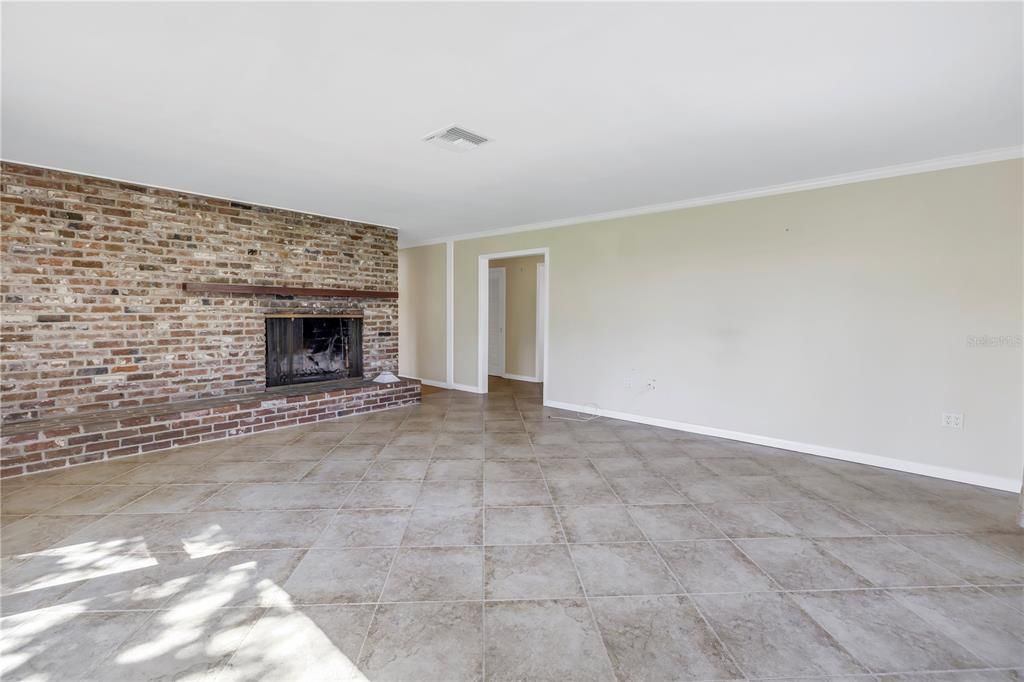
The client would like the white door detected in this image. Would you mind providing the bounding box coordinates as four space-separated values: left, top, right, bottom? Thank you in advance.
535 262 545 381
488 267 506 376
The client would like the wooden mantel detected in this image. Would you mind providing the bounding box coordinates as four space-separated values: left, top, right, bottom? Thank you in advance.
181 282 398 299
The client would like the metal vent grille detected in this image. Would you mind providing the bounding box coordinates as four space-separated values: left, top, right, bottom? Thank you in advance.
424 125 490 152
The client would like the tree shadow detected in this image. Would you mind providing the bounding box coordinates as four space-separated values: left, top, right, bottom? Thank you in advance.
2 524 371 680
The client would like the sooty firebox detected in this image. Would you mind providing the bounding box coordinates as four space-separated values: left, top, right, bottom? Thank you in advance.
265 316 363 387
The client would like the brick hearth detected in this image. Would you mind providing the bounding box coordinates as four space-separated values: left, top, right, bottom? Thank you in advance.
0 378 420 478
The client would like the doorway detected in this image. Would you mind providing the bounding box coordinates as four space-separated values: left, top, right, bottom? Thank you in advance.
477 248 549 399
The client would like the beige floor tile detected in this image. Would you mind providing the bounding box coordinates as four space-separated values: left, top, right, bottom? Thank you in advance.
283 548 395 604
380 547 483 601
485 544 582 599
590 595 743 681
359 601 483 681
484 599 614 682
485 506 563 545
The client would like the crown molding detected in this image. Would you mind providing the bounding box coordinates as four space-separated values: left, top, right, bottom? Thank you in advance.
401 145 1023 248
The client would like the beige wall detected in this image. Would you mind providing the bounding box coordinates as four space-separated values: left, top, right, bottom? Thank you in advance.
442 160 1023 489
398 243 446 383
490 255 544 379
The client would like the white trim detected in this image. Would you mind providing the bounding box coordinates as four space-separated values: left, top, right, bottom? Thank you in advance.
478 256 488 393
445 240 454 387
544 399 1020 493
403 376 450 390
401 376 488 395
502 373 542 383
542 251 549 405
402 146 1023 248
477 248 550 400
4 157 401 233
535 262 545 384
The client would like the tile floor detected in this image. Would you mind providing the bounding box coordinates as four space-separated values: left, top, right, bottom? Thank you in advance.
1 378 1022 681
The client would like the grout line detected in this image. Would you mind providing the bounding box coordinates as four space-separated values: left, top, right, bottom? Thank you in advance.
531 406 621 679
27 581 1020 681
352 405 433 668
680 595 751 680
308 409 418 668
679 502 873 674
11 570 1009 599
479 406 489 681
885 533 1024 583
686 504 791 595
87 604 168 675
881 586 1014 669
692 505 880 675
12 593 1024 610
9 481 108 516
209 606 270 677
950 530 1024 566
589 449 751 679
5 516 1022 555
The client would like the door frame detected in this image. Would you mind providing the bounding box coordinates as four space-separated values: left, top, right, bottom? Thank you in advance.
487 266 507 377
477 247 549 399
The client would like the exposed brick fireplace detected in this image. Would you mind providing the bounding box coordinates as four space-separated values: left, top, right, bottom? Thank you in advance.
0 161 420 477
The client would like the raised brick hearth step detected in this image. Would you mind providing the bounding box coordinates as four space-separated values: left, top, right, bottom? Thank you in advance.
0 378 420 478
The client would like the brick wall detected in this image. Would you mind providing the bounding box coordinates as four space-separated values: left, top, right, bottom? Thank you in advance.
1 162 399 424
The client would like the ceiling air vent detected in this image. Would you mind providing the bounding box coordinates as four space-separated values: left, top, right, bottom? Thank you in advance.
423 125 490 153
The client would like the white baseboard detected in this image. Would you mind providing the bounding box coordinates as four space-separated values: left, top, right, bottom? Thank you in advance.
399 375 449 390
502 373 541 383
400 375 486 394
544 399 1020 492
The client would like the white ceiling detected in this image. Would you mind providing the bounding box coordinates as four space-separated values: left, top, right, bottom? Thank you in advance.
3 2 1021 246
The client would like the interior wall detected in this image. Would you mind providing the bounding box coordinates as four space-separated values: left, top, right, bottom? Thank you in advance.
490 255 544 380
446 159 1023 489
398 243 447 383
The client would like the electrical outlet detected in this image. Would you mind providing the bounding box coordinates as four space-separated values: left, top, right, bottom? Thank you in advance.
647 379 657 391
942 413 964 430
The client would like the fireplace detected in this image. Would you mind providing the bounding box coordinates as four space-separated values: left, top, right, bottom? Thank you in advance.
265 316 363 387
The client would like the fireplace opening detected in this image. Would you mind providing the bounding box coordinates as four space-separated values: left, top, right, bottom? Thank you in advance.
266 316 363 387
